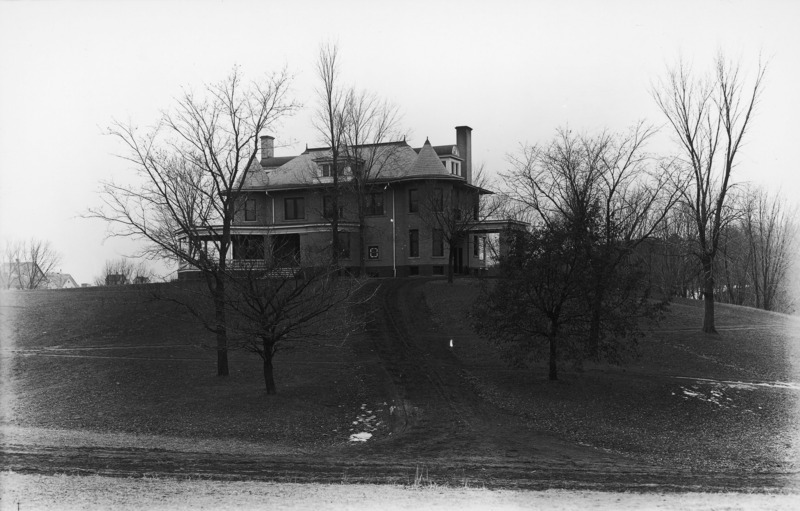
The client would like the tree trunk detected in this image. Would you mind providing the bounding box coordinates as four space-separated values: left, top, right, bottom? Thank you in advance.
358 198 367 278
701 255 717 334
548 322 558 381
587 281 604 361
262 340 276 394
447 242 455 284
213 277 229 376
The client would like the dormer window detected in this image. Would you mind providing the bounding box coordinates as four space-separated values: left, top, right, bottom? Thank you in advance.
319 161 351 177
450 161 460 176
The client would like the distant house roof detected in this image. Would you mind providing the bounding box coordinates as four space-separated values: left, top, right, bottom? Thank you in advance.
45 273 78 289
1 261 46 289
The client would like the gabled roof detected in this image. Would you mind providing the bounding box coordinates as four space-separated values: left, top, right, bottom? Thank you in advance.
45 273 78 289
240 138 467 191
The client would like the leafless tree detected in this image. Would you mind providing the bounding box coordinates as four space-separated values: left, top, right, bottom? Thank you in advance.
644 202 701 299
88 67 296 376
224 255 372 394
1 238 62 290
741 187 797 312
420 164 503 283
340 88 403 276
313 43 347 266
505 125 680 359
653 54 767 333
93 257 154 286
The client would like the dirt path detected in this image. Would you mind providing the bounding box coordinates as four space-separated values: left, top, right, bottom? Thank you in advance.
1 282 798 492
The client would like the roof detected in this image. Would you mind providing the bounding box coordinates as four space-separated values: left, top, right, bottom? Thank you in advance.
260 156 294 168
45 273 78 289
240 138 463 191
414 144 462 159
408 139 448 177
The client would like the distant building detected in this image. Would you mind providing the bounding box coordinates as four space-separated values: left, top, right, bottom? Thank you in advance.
0 260 46 289
44 273 79 289
106 274 127 286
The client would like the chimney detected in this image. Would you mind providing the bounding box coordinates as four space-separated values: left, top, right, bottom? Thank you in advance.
455 126 472 183
260 135 275 162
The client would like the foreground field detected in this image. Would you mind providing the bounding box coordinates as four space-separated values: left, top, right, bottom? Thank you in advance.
3 472 799 511
1 279 799 496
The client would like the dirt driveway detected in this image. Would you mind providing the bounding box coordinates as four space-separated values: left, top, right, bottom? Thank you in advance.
1 281 798 493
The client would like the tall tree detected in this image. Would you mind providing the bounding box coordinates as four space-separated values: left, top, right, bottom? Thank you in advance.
741 186 797 312
475 222 589 381
223 254 371 394
314 43 346 266
340 88 402 276
505 126 678 359
653 54 767 333
89 67 296 376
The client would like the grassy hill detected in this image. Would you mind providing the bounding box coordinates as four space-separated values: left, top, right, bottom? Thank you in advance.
1 279 799 482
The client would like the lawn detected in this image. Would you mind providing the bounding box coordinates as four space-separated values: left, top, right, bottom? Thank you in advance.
0 285 393 448
423 279 800 473
2 278 799 481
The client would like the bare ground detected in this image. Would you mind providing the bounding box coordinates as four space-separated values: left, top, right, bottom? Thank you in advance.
1 279 799 496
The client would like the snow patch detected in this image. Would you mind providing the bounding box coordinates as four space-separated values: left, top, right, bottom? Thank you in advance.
349 432 372 442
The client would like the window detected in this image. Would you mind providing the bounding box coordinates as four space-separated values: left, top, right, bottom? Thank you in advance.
474 235 480 257
451 161 460 176
408 189 419 213
441 159 447 167
432 229 444 257
244 198 257 221
433 188 443 212
432 265 444 276
368 245 380 260
284 197 305 220
365 192 384 216
409 229 419 257
321 163 345 177
409 266 419 276
323 195 343 220
452 189 462 220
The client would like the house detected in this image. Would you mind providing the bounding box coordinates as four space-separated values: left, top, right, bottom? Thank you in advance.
106 274 127 286
0 260 46 289
44 272 79 289
180 125 521 278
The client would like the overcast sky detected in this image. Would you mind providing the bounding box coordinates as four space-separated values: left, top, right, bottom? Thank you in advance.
1 0 798 284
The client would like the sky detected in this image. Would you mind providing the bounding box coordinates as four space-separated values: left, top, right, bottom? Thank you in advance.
1 0 798 285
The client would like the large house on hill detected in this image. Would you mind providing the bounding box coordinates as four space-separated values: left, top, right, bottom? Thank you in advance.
181 125 519 278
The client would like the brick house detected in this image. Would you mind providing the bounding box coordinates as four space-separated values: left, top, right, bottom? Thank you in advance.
181 126 518 278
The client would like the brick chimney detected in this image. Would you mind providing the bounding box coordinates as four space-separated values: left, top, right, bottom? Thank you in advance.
455 126 472 183
260 135 275 163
